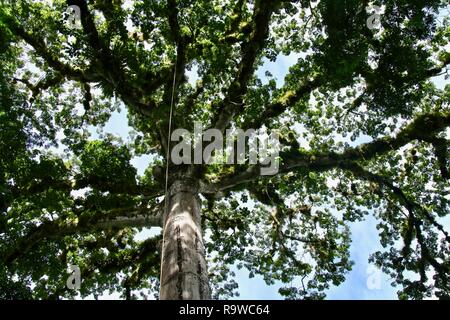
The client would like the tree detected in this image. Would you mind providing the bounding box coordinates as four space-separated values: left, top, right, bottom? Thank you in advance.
0 0 449 300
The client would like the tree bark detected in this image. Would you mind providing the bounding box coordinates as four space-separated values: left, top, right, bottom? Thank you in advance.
159 180 211 300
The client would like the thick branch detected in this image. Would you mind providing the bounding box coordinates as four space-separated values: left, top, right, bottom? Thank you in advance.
243 77 323 130
201 111 450 193
3 7 158 116
2 13 95 81
4 205 163 265
211 0 282 132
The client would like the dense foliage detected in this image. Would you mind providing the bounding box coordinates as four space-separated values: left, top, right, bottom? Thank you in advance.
0 0 449 299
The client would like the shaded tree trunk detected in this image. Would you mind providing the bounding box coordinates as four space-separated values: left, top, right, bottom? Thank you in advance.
159 180 211 300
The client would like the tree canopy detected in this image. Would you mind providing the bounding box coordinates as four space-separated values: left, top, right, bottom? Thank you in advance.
0 0 449 300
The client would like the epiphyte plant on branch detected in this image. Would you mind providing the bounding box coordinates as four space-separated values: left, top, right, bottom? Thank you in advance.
0 0 449 300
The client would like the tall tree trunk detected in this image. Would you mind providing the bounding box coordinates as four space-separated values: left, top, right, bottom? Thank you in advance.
159 180 211 300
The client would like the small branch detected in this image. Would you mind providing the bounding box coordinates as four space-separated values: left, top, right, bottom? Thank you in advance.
341 163 450 243
426 55 450 78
